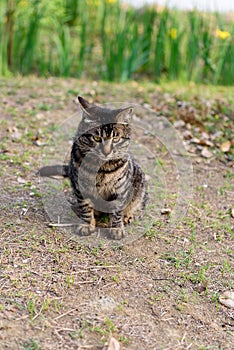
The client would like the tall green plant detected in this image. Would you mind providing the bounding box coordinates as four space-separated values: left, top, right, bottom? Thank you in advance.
137 7 157 73
64 0 80 26
200 20 216 82
77 7 88 76
0 0 8 75
53 26 73 76
185 10 201 81
101 4 148 81
167 12 184 80
154 9 169 81
213 27 233 85
14 0 46 74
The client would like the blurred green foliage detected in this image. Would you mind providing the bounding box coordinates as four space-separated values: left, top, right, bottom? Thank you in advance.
0 0 233 84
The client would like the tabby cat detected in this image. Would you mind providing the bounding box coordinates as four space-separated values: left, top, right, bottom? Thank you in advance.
39 96 147 239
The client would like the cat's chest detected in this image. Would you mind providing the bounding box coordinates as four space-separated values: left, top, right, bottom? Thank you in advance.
96 162 128 195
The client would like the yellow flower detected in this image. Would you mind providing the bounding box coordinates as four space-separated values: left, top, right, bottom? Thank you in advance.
169 28 177 40
216 29 231 40
106 0 117 3
19 0 28 7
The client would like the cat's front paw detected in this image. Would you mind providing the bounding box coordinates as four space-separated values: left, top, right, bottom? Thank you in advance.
75 224 95 236
108 227 125 240
124 215 133 224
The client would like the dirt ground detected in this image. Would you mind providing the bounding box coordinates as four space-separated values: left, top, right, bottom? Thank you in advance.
0 77 233 350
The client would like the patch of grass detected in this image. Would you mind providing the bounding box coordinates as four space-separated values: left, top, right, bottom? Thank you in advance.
65 274 75 288
20 339 42 350
189 265 209 286
162 247 194 268
144 220 164 239
89 317 115 337
118 335 130 345
27 298 37 320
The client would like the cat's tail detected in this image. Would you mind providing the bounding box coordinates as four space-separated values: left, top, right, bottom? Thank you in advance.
38 165 69 178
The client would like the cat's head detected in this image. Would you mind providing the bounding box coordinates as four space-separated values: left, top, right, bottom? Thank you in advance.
75 96 133 160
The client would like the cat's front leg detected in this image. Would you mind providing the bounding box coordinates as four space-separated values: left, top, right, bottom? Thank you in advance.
75 199 96 236
109 211 125 240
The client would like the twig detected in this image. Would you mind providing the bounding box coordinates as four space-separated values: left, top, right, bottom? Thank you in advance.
74 280 94 285
57 327 78 332
78 346 101 350
48 222 78 227
32 305 44 321
54 308 77 321
53 329 64 341
14 314 29 321
28 270 42 276
86 265 117 269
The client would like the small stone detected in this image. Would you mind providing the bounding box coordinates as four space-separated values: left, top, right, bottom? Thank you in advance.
201 148 213 158
219 291 234 309
22 259 30 264
36 113 44 120
145 174 152 182
174 120 185 128
231 208 234 218
17 176 27 184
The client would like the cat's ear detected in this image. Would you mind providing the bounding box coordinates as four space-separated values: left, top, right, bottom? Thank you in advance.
77 96 92 111
116 107 133 124
75 96 93 121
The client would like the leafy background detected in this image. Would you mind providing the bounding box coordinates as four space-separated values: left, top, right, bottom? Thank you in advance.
0 0 233 84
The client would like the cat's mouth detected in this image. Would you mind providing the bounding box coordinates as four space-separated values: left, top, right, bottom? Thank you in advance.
91 148 126 161
97 152 114 161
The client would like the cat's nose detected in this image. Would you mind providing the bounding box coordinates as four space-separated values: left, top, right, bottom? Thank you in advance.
102 144 112 156
102 141 112 156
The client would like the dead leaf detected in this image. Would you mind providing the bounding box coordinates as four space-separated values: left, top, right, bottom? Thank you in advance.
231 208 234 218
200 139 214 147
182 130 193 140
201 132 210 140
106 337 120 350
220 141 231 153
161 208 171 215
190 137 201 144
201 148 213 158
33 140 45 147
219 291 234 309
190 137 214 147
194 280 208 294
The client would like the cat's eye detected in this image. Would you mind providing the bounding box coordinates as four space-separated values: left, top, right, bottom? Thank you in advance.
113 133 121 142
93 135 102 142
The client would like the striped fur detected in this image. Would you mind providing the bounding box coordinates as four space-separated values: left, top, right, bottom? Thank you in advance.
39 96 147 239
